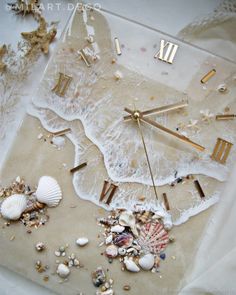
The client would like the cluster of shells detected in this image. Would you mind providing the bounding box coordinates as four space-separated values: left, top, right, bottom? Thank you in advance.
98 210 171 273
92 267 114 295
0 176 62 229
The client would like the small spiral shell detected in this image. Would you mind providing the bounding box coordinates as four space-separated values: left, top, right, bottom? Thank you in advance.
23 201 45 213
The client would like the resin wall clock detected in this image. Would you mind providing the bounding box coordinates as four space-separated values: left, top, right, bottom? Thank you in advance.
1 6 236 295
30 8 236 227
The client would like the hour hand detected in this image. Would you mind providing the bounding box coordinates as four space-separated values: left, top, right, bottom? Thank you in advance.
123 101 188 121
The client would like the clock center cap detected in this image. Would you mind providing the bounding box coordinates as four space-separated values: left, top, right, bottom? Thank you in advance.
133 110 142 120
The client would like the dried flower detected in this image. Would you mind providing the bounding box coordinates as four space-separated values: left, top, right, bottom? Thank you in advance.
0 45 7 72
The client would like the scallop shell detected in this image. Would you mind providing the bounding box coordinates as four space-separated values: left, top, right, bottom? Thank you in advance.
119 211 138 236
137 222 169 254
35 176 62 207
1 194 27 220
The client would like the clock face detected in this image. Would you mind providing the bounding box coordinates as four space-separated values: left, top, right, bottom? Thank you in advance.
30 8 236 226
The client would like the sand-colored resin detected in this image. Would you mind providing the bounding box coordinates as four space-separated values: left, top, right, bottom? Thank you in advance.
0 115 213 294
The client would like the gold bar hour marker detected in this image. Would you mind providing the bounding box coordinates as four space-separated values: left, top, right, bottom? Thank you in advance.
201 69 216 83
114 37 122 55
194 180 205 198
162 193 170 211
154 39 179 64
52 72 73 97
216 114 236 121
78 49 91 67
52 128 71 137
70 162 87 173
99 180 118 205
211 138 233 164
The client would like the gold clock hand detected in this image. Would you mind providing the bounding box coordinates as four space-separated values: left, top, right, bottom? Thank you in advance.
136 117 159 200
141 116 205 151
124 101 188 121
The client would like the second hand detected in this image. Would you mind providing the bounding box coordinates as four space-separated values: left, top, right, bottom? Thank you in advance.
136 117 159 201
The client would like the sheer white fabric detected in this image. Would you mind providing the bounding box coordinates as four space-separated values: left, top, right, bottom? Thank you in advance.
179 164 236 294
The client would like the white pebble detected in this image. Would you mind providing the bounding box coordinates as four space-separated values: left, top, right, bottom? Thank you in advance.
57 263 70 278
139 254 155 270
111 225 125 233
37 133 43 140
76 237 89 247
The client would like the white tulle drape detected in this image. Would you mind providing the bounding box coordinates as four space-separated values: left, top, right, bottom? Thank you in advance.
179 164 236 294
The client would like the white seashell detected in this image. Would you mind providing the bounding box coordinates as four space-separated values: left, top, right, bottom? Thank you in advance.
35 176 62 207
119 211 138 237
105 245 118 258
114 70 123 80
105 234 113 245
57 263 70 278
163 214 173 230
52 136 65 149
1 194 27 220
124 257 140 272
76 237 89 246
111 225 125 233
217 83 227 93
118 247 126 256
139 254 155 270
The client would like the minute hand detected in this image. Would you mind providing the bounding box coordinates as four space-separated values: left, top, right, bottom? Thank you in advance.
141 116 205 152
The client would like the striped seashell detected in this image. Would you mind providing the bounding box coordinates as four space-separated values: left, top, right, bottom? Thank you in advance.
35 176 62 207
1 194 27 220
137 222 169 254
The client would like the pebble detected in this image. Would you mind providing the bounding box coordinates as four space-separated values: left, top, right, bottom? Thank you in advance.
35 242 46 252
37 133 43 140
138 254 154 270
111 225 125 233
57 264 70 278
169 236 175 243
123 285 131 291
76 237 89 247
43 275 49 282
160 253 166 260
114 70 123 81
54 251 61 257
105 245 118 258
